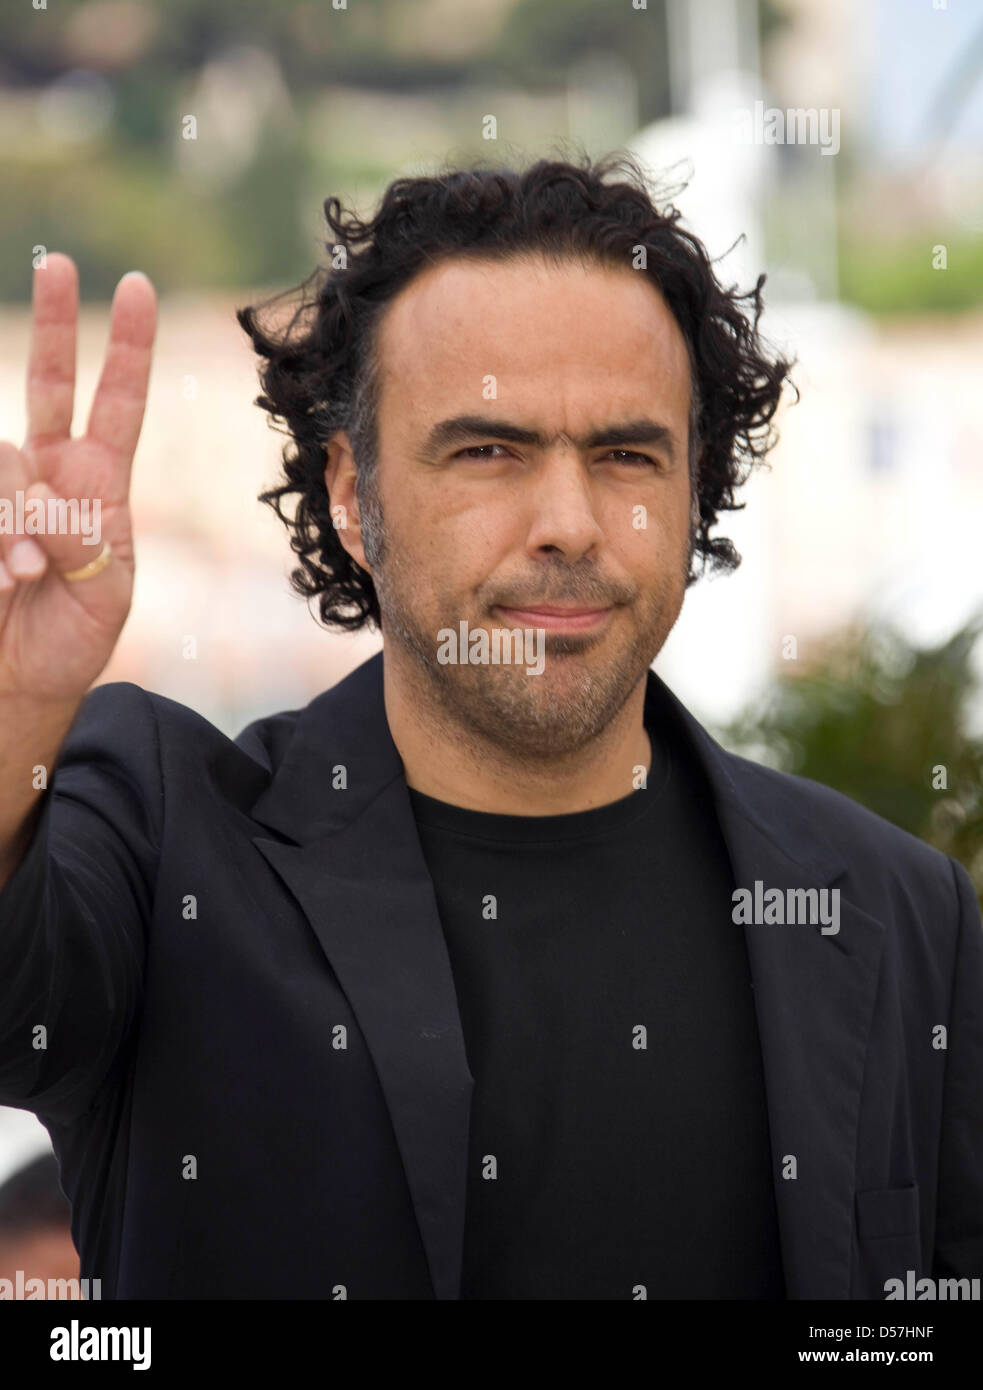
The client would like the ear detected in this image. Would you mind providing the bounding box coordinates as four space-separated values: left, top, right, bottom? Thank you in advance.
324 430 369 572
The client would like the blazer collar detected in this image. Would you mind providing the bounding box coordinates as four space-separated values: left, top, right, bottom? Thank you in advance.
251 648 846 882
250 649 884 1300
250 649 406 845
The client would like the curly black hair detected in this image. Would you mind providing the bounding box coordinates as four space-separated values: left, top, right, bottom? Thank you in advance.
237 151 795 633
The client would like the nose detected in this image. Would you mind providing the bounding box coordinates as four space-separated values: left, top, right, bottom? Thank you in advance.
522 448 605 563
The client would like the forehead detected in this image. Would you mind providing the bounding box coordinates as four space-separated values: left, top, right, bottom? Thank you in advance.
373 254 692 428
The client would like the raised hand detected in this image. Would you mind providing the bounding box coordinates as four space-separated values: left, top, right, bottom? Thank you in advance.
0 254 157 701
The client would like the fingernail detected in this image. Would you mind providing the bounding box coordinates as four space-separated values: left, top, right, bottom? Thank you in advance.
7 538 47 577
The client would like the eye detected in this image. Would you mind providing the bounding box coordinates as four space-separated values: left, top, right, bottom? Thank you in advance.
451 444 659 466
454 444 511 459
606 449 657 466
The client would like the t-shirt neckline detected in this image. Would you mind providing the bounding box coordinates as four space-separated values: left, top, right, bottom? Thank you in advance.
405 710 673 846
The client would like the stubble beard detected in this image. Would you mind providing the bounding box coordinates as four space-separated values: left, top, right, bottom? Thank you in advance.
359 479 688 763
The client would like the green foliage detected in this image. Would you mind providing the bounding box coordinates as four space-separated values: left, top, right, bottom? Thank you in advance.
717 617 983 898
492 0 670 124
0 134 314 300
838 228 983 316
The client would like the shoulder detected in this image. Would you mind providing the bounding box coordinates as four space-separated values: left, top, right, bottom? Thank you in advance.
724 748 961 909
56 682 319 834
68 681 304 778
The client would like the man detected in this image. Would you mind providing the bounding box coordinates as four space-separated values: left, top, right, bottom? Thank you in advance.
0 155 980 1300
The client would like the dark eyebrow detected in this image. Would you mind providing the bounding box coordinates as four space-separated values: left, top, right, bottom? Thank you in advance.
419 414 680 466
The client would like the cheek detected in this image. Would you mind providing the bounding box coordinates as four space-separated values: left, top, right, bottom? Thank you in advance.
388 494 507 604
610 487 690 554
414 487 513 562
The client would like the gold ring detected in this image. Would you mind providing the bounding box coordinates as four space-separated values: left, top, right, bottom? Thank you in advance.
59 541 113 583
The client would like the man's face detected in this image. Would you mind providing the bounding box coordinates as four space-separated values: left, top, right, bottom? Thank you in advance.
352 253 694 760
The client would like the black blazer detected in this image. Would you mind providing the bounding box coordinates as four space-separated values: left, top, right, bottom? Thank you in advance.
1 650 981 1299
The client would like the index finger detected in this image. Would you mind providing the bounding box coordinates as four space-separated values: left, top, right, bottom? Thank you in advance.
85 270 158 473
25 252 79 453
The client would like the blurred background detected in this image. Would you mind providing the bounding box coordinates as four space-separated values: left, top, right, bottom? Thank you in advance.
1 0 982 1288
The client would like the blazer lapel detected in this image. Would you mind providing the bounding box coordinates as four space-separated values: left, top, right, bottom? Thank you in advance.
650 674 887 1298
248 652 473 1301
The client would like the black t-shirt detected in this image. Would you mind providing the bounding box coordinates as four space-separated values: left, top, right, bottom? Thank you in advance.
406 692 785 1300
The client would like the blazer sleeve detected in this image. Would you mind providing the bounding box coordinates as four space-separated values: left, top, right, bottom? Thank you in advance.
932 856 983 1279
0 682 163 1125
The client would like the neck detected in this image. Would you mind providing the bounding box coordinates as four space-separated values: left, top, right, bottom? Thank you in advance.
382 650 652 816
